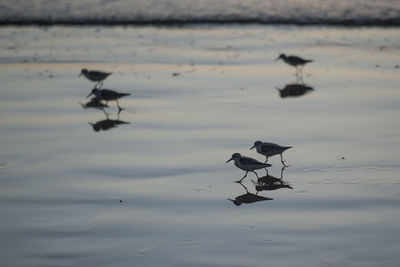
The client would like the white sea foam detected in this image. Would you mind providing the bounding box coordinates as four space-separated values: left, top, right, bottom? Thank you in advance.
1 0 400 25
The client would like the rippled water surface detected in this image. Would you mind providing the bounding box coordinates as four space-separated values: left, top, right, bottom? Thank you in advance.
1 26 400 266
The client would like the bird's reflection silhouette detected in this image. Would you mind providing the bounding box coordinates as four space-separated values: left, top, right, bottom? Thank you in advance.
252 167 293 192
88 110 129 132
79 69 131 133
81 97 109 111
228 182 273 206
276 83 314 98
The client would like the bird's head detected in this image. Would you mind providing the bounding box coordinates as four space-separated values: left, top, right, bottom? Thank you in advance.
227 199 241 206
275 54 286 61
250 141 262 150
226 153 241 163
79 69 88 76
87 88 100 98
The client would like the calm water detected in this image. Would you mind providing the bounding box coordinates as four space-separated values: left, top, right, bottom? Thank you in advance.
1 26 400 266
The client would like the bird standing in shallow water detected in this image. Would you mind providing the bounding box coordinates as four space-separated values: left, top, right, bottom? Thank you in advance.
226 153 271 183
87 88 130 110
275 54 313 75
250 141 292 167
79 69 112 87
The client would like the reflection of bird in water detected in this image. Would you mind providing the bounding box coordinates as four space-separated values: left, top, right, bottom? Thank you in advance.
89 117 129 132
252 168 293 191
88 110 129 132
87 88 130 110
80 97 109 110
226 153 271 183
79 69 112 87
252 179 293 191
276 83 314 98
250 141 292 167
275 54 313 75
228 182 273 206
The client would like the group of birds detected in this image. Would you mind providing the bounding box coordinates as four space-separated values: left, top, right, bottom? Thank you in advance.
227 53 312 205
226 141 292 183
79 68 130 111
79 55 310 198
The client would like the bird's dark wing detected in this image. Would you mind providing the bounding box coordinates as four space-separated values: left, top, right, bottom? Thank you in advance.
240 157 263 165
260 143 280 153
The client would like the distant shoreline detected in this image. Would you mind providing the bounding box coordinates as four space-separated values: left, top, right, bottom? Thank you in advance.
1 18 400 27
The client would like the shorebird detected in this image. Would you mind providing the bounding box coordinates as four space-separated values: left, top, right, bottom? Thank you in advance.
275 54 313 74
226 153 271 183
87 88 130 110
79 69 112 87
250 141 292 167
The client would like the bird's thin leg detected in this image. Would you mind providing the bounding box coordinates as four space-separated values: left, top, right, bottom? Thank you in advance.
280 166 285 179
280 153 288 167
235 172 248 183
116 100 123 111
101 107 110 117
264 168 269 175
251 170 259 179
238 181 249 193
104 110 110 119
264 157 269 163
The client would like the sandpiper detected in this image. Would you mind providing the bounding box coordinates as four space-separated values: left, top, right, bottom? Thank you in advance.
79 69 112 87
250 141 292 167
226 153 271 183
87 88 130 110
275 54 313 74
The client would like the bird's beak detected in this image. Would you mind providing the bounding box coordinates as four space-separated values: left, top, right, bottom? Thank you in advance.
275 87 282 92
87 92 93 98
275 56 280 61
250 145 255 150
227 199 234 203
226 158 233 163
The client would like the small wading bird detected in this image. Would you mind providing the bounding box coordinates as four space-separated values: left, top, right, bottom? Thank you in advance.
250 141 292 167
226 153 271 183
275 54 313 75
87 88 130 110
79 69 112 87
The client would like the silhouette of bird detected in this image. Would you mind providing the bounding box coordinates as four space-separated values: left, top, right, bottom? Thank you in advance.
87 88 130 110
228 182 273 206
250 141 292 167
276 83 314 98
89 119 129 132
275 54 313 74
79 69 112 87
226 153 271 183
228 192 273 206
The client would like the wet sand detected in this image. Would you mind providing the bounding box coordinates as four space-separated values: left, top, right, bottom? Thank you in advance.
1 26 400 266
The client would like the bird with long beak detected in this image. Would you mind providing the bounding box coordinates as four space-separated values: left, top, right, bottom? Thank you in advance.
79 69 112 87
250 141 292 167
226 153 271 183
275 54 313 74
87 88 130 110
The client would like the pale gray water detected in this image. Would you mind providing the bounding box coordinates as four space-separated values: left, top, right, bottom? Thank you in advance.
0 26 400 266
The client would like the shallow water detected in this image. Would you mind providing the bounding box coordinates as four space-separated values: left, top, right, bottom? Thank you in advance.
1 26 400 267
